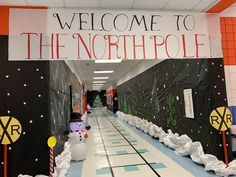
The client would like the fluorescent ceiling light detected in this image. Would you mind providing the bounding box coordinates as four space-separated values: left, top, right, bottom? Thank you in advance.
94 70 114 74
93 81 106 83
93 84 103 86
95 60 122 63
93 77 109 80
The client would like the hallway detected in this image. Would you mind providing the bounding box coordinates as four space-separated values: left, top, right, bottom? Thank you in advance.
67 109 219 177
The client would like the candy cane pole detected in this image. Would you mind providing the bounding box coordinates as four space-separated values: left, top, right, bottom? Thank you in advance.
47 136 57 177
50 147 54 177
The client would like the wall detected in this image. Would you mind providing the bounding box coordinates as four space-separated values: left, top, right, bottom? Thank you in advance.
118 58 232 161
49 61 82 155
106 87 118 113
0 37 83 176
220 7 236 124
0 36 51 177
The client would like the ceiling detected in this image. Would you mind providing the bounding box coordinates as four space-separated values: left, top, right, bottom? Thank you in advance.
0 0 220 12
69 60 143 90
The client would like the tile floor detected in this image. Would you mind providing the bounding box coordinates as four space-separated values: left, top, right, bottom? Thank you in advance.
68 108 206 177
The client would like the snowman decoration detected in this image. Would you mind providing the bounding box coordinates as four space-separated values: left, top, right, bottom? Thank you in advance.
69 130 88 161
68 113 89 161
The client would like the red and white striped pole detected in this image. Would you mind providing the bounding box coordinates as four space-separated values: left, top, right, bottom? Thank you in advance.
47 136 57 177
49 147 54 177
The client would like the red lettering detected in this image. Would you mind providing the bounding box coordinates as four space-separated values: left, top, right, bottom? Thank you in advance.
195 34 206 58
182 34 194 58
20 32 38 59
92 34 106 59
72 33 92 59
56 33 68 59
39 33 54 59
105 35 121 59
133 35 146 59
165 34 180 59
119 35 131 59
151 35 164 59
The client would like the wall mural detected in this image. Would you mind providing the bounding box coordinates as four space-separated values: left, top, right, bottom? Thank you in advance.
118 58 232 161
87 91 106 108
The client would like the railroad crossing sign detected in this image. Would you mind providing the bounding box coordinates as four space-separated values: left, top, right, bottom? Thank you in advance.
209 107 233 131
0 116 22 145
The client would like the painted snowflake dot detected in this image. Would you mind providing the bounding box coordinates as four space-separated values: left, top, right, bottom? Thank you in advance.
7 93 10 96
36 69 39 71
40 115 44 118
35 159 38 162
5 75 9 78
24 84 27 87
38 94 42 98
29 120 33 124
17 68 21 71
40 76 44 79
176 96 179 101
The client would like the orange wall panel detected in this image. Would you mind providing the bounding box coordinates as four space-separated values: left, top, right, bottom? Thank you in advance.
220 17 236 65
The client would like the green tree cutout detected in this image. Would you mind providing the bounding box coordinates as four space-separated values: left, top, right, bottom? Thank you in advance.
166 94 177 126
93 95 103 107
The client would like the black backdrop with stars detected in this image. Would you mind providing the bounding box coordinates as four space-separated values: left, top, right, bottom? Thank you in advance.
0 36 51 176
118 58 233 161
0 36 82 176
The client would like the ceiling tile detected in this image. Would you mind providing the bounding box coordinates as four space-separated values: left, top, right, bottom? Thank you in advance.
193 0 220 12
99 0 134 9
65 0 99 8
26 0 64 7
132 0 168 10
0 0 28 6
164 0 201 11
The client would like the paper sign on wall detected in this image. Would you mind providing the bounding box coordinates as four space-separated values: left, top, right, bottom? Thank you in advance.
183 89 194 119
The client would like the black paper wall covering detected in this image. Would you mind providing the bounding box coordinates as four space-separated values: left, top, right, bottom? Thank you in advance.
0 36 82 176
50 61 82 155
118 58 232 161
0 36 50 176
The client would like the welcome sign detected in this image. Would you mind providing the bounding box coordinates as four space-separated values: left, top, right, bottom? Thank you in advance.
9 9 211 60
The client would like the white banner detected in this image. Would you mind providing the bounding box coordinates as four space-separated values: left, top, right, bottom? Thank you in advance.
9 8 211 61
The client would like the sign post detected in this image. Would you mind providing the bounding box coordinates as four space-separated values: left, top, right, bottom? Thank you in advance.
0 116 22 177
210 107 233 167
47 136 57 177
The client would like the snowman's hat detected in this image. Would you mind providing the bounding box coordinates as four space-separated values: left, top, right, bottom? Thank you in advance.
70 112 82 120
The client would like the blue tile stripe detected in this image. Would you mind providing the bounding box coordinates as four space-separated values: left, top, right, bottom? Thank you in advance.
124 165 139 172
95 152 106 157
150 163 167 169
112 141 121 144
96 168 111 175
137 149 149 153
116 150 128 155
